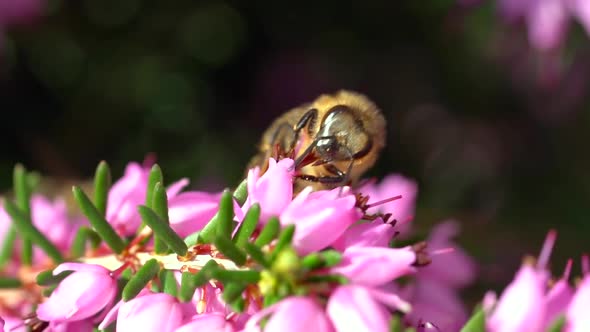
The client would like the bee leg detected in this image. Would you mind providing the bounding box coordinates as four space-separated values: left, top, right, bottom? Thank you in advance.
269 122 297 156
294 108 318 135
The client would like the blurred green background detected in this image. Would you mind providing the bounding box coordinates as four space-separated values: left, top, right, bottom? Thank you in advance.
1 0 589 296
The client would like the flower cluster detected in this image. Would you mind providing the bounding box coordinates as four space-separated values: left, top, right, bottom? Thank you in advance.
13 157 590 331
482 231 590 332
496 0 590 50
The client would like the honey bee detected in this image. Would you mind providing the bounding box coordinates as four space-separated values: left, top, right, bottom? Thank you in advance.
248 90 386 192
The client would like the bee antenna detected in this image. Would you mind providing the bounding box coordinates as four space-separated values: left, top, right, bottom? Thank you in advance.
365 195 403 209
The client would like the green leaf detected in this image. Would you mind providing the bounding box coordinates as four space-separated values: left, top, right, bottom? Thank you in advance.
211 270 260 284
0 226 16 267
159 269 178 297
199 190 234 243
178 260 219 302
13 164 32 265
233 203 260 248
460 306 486 332
122 259 161 301
184 231 201 247
145 164 163 208
304 274 348 284
269 224 295 263
73 186 126 254
302 250 342 270
217 190 235 238
93 161 112 217
244 242 269 267
222 282 246 303
0 277 21 288
137 205 188 256
36 269 73 286
228 297 245 313
547 315 566 332
42 284 58 297
70 227 102 258
13 164 31 215
254 217 280 247
3 200 64 263
232 178 248 205
390 315 403 332
213 235 246 266
152 183 170 254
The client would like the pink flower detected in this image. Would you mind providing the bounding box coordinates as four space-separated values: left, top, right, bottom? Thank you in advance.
0 201 11 247
175 313 235 332
31 195 83 254
106 162 149 235
416 221 476 288
333 218 395 250
486 264 547 332
544 260 573 327
326 285 409 332
357 174 417 234
566 268 590 332
526 0 569 50
168 192 223 237
244 297 334 332
37 263 117 323
402 279 469 332
497 0 590 50
0 314 25 332
243 158 295 224
0 0 43 26
106 162 188 236
100 292 193 332
569 0 590 34
331 246 416 287
48 319 95 332
398 221 475 330
280 187 361 255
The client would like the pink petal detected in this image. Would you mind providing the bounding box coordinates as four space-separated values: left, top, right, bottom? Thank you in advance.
327 285 390 332
332 246 416 286
281 189 361 255
487 265 546 332
168 191 222 237
403 279 467 331
167 178 190 198
264 297 333 332
175 313 235 332
333 219 395 250
53 263 110 275
116 293 187 332
418 221 476 288
569 0 590 35
566 275 590 332
244 158 294 223
527 0 569 50
544 278 573 327
37 270 116 322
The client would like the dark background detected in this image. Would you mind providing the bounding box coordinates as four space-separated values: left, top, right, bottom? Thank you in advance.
1 0 589 297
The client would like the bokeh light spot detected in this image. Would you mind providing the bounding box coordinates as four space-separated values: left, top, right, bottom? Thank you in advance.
178 3 246 67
